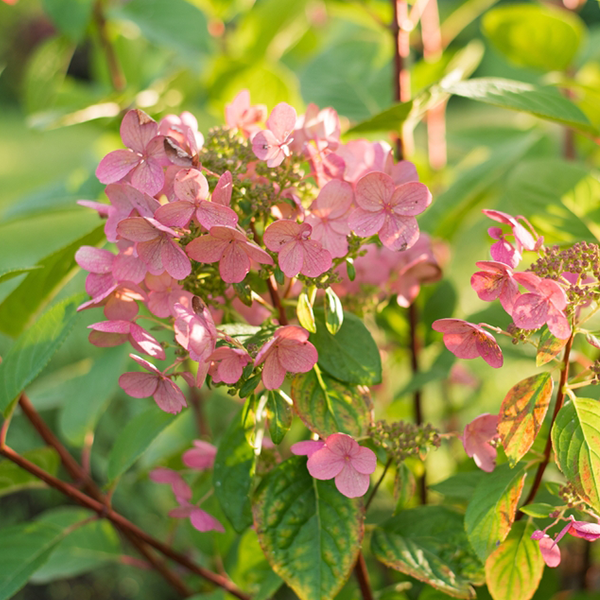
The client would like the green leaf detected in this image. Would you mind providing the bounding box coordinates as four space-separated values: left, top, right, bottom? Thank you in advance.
553 398 600 513
59 346 128 446
372 506 481 599
428 471 485 502
537 327 568 366
0 521 67 600
498 373 554 467
42 0 94 42
311 308 382 385
291 369 373 438
214 407 256 533
346 101 413 135
267 390 293 445
32 508 121 583
484 521 543 600
0 266 41 284
253 456 364 600
442 78 597 136
464 464 526 561
0 224 104 338
518 502 556 518
324 288 343 335
0 447 60 498
297 292 316 333
0 294 84 415
107 407 176 482
482 5 584 73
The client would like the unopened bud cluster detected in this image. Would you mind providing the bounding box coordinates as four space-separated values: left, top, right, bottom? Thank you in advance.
369 420 441 462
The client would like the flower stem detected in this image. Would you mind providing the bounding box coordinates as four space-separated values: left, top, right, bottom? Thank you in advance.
354 551 374 600
93 0 126 92
366 457 393 511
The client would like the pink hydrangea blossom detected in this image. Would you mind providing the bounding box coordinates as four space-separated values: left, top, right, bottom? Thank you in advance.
88 320 165 360
303 433 377 498
186 225 273 284
471 260 519 313
461 413 499 472
348 171 431 252
263 220 332 278
96 109 168 196
291 103 340 153
533 533 562 568
207 346 252 384
81 282 147 321
254 326 318 390
182 440 217 470
119 354 187 414
432 319 503 368
291 439 326 457
158 111 204 165
252 103 297 167
225 90 267 138
512 272 571 339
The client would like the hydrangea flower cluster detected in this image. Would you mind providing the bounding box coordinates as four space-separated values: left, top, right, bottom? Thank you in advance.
77 91 436 500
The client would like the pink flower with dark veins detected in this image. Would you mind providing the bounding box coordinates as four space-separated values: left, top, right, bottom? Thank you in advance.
254 326 318 390
207 346 252 385
432 319 503 368
225 90 267 138
252 103 297 167
263 220 332 278
88 320 165 360
304 433 377 498
119 354 187 414
461 413 500 472
186 225 273 284
348 171 431 252
145 272 191 318
158 111 204 165
471 260 519 313
96 109 169 196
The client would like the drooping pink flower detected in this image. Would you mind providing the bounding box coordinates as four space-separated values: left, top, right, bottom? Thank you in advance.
117 216 191 280
432 319 503 368
254 326 318 390
88 320 165 360
186 225 273 283
207 347 252 385
96 109 169 196
119 354 187 414
291 439 326 457
461 413 499 472
80 282 147 321
225 90 267 138
348 171 431 252
471 260 519 313
305 180 353 258
532 533 561 568
182 440 217 470
512 272 571 339
263 220 332 278
553 516 600 544
487 227 521 269
154 169 238 229
252 103 297 167
291 103 340 153
305 433 377 498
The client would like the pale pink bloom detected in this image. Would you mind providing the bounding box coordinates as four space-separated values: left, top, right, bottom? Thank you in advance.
487 227 521 268
554 516 600 544
117 216 191 280
512 272 571 339
291 103 340 153
186 225 273 283
88 320 165 360
149 467 192 503
207 347 252 384
471 260 519 313
158 112 204 165
432 319 503 368
271 187 305 221
154 169 238 229
348 172 431 252
291 439 326 457
96 109 168 196
254 326 318 390
461 413 499 472
77 200 111 217
305 180 353 258
182 440 218 470
119 354 187 414
305 433 377 498
80 282 147 321
225 90 267 138
303 143 346 188
263 220 332 278
252 103 297 167
212 171 233 206
532 533 561 568
145 272 189 318
483 209 538 251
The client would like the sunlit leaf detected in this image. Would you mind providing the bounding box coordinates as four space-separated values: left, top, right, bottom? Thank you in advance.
536 327 567 366
518 502 556 518
0 448 60 498
42 0 94 42
267 390 292 445
324 288 343 335
0 266 41 285
297 292 316 333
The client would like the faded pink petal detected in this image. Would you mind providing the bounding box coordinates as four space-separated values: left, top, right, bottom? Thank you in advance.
569 520 600 541
471 261 519 313
462 413 499 472
335 463 371 498
207 346 251 384
96 150 140 185
154 378 187 414
119 371 159 398
120 109 158 153
538 535 561 568
154 201 195 228
212 171 233 206
190 508 225 532
307 446 345 479
183 440 217 470
291 440 326 457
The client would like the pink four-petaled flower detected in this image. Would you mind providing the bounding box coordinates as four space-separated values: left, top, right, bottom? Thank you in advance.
461 413 499 473
252 103 297 167
470 260 519 313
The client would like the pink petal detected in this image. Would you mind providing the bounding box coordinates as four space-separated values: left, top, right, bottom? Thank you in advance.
120 185 161 217
89 320 132 334
169 505 194 519
104 294 139 321
307 446 345 479
277 339 318 374
348 207 385 238
378 214 419 252
174 169 209 202
278 241 305 278
335 463 370 498
546 306 571 340
261 353 286 390
89 330 128 348
195 201 238 229
117 217 159 242
149 467 184 486
161 239 192 280
119 371 159 398
190 508 225 532
474 333 504 368
431 318 476 334
300 241 332 277
219 242 251 283
183 442 217 470
252 130 282 163
263 220 305 250
389 182 432 216
441 332 480 360
274 325 310 343
137 239 164 275
186 234 228 263
538 535 561 568
291 440 326 457
131 158 165 197
155 201 195 228
96 150 140 184
350 446 377 475
129 353 162 374
212 171 232 206
313 179 353 220
120 109 158 153
154 379 187 414
266 102 297 141
324 433 357 457
241 240 273 265
76 247 115 273
512 294 549 330
355 172 394 211
490 239 520 268
129 323 166 359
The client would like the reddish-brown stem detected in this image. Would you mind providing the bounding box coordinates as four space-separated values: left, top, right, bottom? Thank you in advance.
365 457 393 511
267 276 288 325
354 552 374 600
93 0 126 92
188 385 211 437
517 333 574 517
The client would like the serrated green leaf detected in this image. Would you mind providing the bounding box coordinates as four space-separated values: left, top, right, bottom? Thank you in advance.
498 373 554 467
0 266 41 285
267 390 292 445
484 521 543 600
0 448 60 498
214 408 256 533
107 407 176 482
291 369 373 438
253 456 364 600
552 398 600 513
372 506 481 599
324 288 343 335
482 5 584 73
311 308 382 385
442 78 597 136
518 502 556 518
537 327 568 366
297 292 316 333
0 224 104 338
0 294 84 415
465 464 526 561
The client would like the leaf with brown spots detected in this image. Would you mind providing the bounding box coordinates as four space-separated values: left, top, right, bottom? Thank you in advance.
536 327 567 366
498 373 553 467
